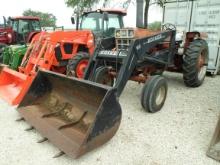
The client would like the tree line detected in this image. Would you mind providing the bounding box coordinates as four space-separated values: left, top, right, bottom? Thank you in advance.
22 0 165 29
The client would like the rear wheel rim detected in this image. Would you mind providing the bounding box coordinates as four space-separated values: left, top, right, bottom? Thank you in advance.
76 60 88 78
197 50 207 81
155 86 166 106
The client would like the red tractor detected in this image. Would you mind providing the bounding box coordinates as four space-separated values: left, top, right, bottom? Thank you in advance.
66 9 126 78
0 16 41 62
0 9 127 105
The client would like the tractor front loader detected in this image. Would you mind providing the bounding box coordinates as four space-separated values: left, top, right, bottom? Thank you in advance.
7 2 209 159
15 29 176 159
0 30 94 105
17 70 121 158
15 21 208 159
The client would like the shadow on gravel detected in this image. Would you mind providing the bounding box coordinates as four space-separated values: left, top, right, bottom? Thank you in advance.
163 72 185 87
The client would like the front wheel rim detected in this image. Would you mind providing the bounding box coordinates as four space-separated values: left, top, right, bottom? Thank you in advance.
76 60 88 78
155 86 166 106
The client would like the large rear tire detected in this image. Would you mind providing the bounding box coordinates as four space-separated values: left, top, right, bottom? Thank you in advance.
182 39 209 87
66 52 90 78
141 75 168 113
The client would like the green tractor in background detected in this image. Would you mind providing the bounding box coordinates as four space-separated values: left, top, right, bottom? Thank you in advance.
2 45 27 70
0 16 41 69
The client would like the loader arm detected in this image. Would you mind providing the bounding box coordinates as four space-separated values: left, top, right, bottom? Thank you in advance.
85 30 176 97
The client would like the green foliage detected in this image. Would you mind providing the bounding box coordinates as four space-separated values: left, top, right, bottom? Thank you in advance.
148 21 161 31
64 0 99 13
23 9 57 27
151 0 165 7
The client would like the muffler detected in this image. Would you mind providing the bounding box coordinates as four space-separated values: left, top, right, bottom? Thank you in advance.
17 70 121 158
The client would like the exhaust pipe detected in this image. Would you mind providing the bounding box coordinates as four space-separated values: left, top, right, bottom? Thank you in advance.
136 0 144 28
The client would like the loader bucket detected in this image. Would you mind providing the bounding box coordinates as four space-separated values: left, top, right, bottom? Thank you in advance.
17 70 121 158
207 117 220 161
0 66 34 105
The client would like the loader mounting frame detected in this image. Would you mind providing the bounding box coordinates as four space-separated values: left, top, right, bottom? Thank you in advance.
84 30 176 97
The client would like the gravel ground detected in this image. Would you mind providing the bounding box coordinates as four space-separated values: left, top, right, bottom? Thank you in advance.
0 72 220 165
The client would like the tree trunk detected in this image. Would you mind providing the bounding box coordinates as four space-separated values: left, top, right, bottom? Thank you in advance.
144 0 150 28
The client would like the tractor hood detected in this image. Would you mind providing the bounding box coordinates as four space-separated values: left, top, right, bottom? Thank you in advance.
71 31 93 45
10 16 40 21
33 30 93 46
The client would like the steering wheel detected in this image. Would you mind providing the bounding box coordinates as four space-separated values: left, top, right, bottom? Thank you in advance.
162 23 176 31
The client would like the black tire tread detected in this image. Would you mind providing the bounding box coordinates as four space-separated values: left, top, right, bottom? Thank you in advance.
182 39 208 87
67 52 90 78
141 75 168 113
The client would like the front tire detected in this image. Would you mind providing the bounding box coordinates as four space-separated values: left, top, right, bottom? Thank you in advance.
141 75 168 113
182 39 209 87
66 52 90 78
93 66 114 86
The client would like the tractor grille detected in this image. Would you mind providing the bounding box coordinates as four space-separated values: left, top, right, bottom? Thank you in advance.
115 28 135 51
